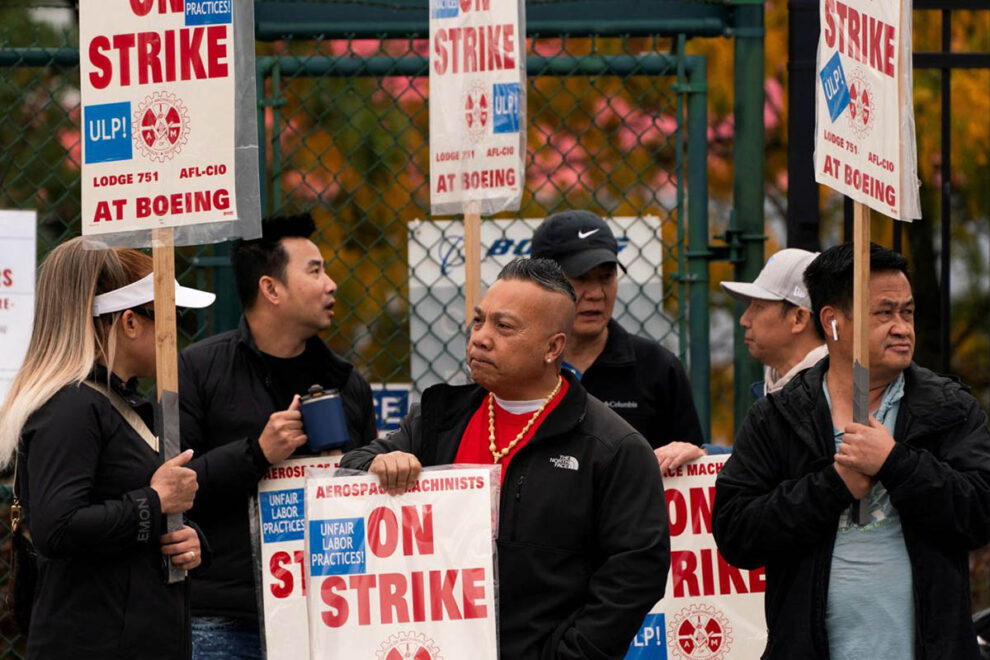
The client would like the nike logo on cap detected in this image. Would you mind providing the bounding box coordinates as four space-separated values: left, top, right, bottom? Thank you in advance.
577 228 600 239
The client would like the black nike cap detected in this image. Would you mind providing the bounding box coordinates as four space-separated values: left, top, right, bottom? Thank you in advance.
531 210 627 277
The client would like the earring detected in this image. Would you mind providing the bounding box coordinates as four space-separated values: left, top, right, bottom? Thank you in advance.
546 357 552 363
830 318 838 341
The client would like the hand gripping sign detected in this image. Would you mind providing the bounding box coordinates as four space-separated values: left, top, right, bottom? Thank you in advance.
305 466 500 659
626 456 766 660
253 455 344 660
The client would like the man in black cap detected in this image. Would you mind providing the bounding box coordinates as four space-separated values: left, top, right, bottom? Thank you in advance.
531 210 704 451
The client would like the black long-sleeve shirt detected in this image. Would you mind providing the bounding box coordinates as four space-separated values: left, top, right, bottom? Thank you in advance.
18 367 190 659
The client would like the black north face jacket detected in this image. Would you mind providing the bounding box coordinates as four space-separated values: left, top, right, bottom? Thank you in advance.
713 360 990 659
341 370 670 659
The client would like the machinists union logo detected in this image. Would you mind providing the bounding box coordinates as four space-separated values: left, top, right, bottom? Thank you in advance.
846 69 875 140
376 631 442 660
464 80 489 143
667 605 733 660
133 92 189 162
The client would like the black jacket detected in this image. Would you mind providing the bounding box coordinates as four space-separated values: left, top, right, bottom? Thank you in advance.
18 369 190 659
713 360 990 659
580 320 703 448
340 371 670 659
179 317 376 618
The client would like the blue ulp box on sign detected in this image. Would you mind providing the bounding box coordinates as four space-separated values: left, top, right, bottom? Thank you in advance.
493 83 522 134
260 488 304 543
309 518 366 576
820 51 850 123
432 0 458 19
185 0 232 26
84 102 132 164
625 613 667 659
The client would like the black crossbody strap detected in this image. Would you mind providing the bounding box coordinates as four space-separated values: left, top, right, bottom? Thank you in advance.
82 381 159 453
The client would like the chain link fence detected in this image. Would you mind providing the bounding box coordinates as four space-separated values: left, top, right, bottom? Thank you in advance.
259 34 694 393
0 2 711 655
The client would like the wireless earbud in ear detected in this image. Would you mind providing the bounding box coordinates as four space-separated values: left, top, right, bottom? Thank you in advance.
830 318 838 341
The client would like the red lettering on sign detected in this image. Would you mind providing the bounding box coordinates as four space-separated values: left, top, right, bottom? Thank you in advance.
402 504 434 556
432 24 516 75
319 568 488 627
129 0 182 16
379 573 408 624
321 576 349 627
269 550 306 599
671 549 764 598
87 26 228 90
368 507 399 558
823 0 895 78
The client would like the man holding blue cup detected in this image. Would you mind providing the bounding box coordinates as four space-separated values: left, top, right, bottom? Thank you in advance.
178 214 376 658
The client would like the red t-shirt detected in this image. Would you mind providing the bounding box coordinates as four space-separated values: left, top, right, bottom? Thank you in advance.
454 379 569 485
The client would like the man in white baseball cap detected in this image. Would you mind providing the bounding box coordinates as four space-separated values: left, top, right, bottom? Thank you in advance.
720 248 827 396
655 248 827 473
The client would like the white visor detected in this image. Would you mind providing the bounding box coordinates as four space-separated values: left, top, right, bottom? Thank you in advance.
92 273 216 316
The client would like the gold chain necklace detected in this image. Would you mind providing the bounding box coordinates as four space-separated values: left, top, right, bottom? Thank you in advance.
488 376 563 462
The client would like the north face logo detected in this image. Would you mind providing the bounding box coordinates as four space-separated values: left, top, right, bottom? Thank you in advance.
549 455 579 471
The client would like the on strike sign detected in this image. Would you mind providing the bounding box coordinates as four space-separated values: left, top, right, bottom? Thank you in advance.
429 0 526 216
80 0 238 234
256 455 343 660
627 456 766 659
305 467 499 659
813 0 920 220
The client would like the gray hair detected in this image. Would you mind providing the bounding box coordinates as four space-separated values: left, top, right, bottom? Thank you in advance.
497 258 577 303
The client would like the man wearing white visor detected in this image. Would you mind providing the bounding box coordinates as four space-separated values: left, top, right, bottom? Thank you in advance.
655 248 826 473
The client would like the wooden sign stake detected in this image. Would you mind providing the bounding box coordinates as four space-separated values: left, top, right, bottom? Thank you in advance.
464 208 481 325
850 201 871 525
152 226 186 582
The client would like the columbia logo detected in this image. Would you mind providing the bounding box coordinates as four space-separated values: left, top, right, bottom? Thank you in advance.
549 455 579 471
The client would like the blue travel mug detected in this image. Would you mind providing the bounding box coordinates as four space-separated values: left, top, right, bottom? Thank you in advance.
299 385 349 452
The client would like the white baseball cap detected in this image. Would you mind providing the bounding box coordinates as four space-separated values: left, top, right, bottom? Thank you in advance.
720 248 819 308
92 273 215 316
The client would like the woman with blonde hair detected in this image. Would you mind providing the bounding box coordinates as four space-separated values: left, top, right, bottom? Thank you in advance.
0 237 214 659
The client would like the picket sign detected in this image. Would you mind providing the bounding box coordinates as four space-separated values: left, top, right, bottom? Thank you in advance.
303 466 500 659
428 0 526 323
255 454 344 659
627 455 767 659
813 0 919 523
79 0 258 580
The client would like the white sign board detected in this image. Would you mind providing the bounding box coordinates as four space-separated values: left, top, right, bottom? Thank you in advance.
304 467 499 659
0 211 36 407
814 0 920 220
80 0 239 234
256 455 342 660
429 0 526 215
408 216 668 391
626 455 767 659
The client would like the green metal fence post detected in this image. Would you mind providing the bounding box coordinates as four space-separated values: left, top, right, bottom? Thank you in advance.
685 57 711 443
731 1 766 433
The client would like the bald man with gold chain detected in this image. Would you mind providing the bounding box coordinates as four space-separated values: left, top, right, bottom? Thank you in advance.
341 257 669 659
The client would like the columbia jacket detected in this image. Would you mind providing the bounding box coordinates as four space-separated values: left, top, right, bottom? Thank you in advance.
713 360 990 659
579 319 704 448
341 371 670 659
179 317 376 619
